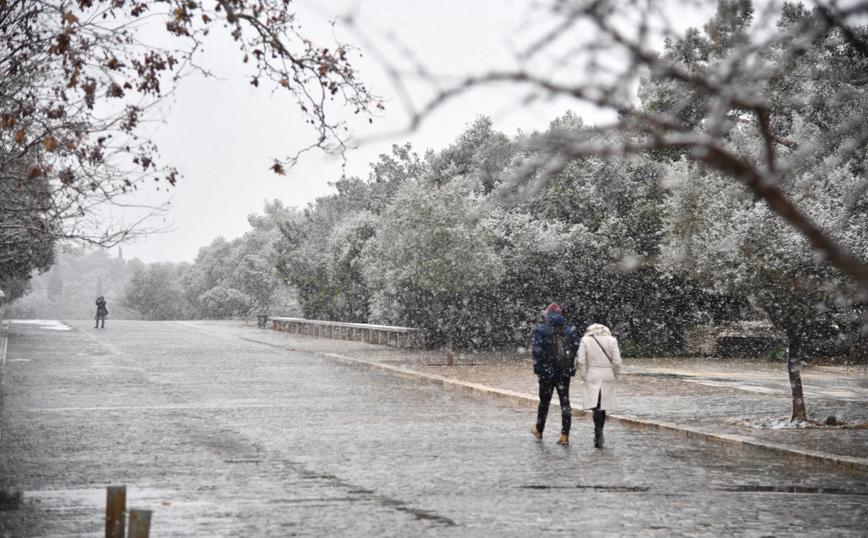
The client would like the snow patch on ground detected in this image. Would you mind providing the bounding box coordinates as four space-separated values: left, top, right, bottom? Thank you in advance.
10 320 72 331
727 416 812 429
726 415 868 429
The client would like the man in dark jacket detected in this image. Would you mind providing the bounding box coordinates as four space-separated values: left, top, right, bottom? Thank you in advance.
531 303 580 445
95 296 108 329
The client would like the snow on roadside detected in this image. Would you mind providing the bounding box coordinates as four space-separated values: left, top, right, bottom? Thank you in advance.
726 415 868 430
10 320 72 331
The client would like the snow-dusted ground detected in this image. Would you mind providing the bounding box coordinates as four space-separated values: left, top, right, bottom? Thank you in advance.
9 320 72 331
1 320 867 536
227 319 868 460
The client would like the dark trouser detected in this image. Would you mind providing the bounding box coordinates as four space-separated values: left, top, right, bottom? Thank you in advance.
96 316 105 328
536 376 571 435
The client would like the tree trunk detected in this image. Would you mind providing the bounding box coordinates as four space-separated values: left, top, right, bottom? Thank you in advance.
842 302 868 364
786 333 808 422
847 303 855 364
859 309 868 364
445 299 455 367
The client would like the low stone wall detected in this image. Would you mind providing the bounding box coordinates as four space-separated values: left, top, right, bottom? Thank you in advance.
0 321 8 391
684 322 786 358
270 317 424 349
716 335 785 358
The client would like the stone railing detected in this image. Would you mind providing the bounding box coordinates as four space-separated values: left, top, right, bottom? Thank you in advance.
0 321 7 389
269 317 424 349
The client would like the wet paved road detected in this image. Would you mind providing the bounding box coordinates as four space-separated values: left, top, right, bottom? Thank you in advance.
2 320 868 537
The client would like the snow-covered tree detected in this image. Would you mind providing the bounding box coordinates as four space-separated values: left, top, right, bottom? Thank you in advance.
181 237 238 314
404 0 868 293
495 115 729 352
323 211 377 322
198 286 252 319
180 200 298 317
664 155 868 420
233 254 278 313
362 180 504 365
123 263 188 320
274 146 422 321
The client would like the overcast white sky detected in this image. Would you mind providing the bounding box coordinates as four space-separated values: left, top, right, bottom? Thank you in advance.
119 0 716 264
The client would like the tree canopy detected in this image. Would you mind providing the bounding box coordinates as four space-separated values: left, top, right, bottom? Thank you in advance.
405 0 868 293
1 0 380 289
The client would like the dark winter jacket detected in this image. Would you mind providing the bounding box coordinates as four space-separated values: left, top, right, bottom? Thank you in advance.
532 312 580 379
96 298 108 317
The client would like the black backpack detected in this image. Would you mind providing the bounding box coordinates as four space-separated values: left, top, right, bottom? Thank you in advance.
545 323 573 370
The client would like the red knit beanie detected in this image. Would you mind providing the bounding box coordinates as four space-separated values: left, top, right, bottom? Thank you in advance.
545 303 562 316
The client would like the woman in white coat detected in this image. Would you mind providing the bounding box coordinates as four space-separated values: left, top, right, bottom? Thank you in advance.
577 323 621 448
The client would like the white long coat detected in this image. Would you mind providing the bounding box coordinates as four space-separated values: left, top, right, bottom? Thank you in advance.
578 334 622 410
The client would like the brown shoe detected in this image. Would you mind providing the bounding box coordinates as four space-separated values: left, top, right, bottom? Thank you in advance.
531 424 543 440
557 434 569 445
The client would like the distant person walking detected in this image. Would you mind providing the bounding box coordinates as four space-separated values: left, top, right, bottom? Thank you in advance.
531 303 580 445
578 323 621 448
95 296 108 329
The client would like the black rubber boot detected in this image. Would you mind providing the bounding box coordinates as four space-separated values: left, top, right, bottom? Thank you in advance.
593 410 606 448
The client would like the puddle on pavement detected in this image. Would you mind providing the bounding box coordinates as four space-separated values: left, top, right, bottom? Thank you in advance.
627 372 689 379
722 485 868 496
521 484 868 495
22 487 180 506
521 485 651 492
16 487 206 513
12 487 222 533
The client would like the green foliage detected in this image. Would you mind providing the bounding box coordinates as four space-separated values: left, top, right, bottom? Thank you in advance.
0 230 54 302
0 489 23 510
823 415 841 426
765 347 787 363
619 339 660 359
807 336 850 359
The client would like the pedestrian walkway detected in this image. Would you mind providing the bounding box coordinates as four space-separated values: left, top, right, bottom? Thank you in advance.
5 319 867 537
211 320 868 471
